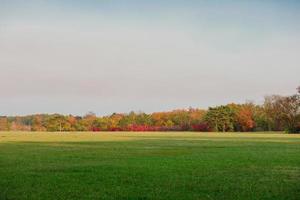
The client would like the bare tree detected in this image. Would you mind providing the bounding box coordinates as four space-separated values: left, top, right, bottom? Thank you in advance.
264 92 300 133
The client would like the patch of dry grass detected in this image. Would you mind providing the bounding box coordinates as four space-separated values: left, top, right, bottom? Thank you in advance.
1 131 300 143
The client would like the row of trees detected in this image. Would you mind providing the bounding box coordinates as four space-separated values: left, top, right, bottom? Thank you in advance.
1 87 299 133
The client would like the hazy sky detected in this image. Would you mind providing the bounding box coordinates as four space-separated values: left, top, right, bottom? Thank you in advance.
1 0 300 116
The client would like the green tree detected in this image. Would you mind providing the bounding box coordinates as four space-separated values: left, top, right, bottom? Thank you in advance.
253 106 271 131
204 105 235 132
46 115 71 132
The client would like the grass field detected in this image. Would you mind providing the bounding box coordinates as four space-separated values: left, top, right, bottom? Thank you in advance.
1 132 300 200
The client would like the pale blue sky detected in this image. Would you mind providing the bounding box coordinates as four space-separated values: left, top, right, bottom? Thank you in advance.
0 0 300 116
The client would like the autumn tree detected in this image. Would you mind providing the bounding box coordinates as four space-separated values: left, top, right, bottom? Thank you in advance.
1 87 299 133
80 112 97 131
0 117 9 131
151 112 168 127
45 114 73 132
237 106 255 131
31 115 46 131
227 103 255 132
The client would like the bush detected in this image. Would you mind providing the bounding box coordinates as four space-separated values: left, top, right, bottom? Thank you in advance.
192 123 210 132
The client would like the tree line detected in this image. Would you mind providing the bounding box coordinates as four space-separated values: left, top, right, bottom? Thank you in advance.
1 87 299 133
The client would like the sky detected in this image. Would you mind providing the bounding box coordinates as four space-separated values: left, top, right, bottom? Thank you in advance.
0 0 300 116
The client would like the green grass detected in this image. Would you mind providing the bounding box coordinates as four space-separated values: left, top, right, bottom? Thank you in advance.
1 132 300 200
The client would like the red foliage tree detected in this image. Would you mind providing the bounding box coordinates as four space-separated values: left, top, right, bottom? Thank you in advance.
236 106 255 132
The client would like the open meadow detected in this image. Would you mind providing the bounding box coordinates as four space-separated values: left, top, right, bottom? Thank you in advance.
1 132 300 200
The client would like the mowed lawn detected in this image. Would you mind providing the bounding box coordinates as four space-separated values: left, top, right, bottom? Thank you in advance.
1 132 300 200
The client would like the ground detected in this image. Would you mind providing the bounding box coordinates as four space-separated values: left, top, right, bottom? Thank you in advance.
0 132 300 200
